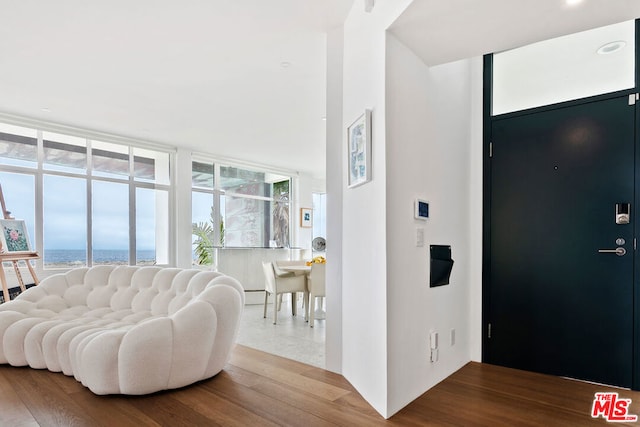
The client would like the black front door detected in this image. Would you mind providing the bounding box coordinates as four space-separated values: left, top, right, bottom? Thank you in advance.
487 95 635 388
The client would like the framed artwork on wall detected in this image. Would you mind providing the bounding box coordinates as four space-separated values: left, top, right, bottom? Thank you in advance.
347 109 372 188
0 219 33 253
300 208 312 228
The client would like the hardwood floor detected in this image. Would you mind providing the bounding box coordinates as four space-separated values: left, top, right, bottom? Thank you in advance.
1 344 638 426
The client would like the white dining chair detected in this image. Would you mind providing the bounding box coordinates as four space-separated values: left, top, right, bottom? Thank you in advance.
262 261 306 325
307 263 326 328
274 260 309 317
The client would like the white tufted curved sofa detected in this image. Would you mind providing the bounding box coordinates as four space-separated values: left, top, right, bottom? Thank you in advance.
0 265 244 395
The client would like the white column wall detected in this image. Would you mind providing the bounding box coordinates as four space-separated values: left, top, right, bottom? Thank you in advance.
340 0 412 417
468 56 484 363
297 172 314 256
326 24 344 374
342 8 388 413
338 0 485 417
175 147 193 269
385 34 474 416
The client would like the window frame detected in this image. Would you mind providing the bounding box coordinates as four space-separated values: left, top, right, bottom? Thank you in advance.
0 120 175 271
191 157 296 256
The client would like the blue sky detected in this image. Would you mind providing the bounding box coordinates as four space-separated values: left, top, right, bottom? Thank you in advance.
1 171 157 251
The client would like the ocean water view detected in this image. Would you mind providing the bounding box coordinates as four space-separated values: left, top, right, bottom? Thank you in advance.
44 249 156 267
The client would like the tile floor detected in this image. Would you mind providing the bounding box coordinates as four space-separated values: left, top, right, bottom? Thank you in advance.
236 299 326 368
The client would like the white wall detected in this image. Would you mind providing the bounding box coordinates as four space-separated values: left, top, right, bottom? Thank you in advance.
325 24 344 373
339 0 412 417
385 34 474 415
337 0 484 418
175 148 194 269
341 5 389 413
468 56 484 363
296 172 314 254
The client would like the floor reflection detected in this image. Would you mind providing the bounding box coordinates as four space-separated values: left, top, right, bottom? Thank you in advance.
236 302 325 368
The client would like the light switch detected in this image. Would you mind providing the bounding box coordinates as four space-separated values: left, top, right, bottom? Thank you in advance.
416 227 424 247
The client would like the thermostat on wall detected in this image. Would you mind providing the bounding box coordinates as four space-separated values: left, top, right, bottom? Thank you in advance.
414 199 429 220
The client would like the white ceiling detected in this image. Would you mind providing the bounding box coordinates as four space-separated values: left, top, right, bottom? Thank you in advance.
390 0 640 66
0 1 639 181
0 0 353 180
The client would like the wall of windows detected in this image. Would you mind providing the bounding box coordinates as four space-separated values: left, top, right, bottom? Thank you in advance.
192 159 293 264
0 122 172 270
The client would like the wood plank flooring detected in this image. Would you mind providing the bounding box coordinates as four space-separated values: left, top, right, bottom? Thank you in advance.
0 344 638 426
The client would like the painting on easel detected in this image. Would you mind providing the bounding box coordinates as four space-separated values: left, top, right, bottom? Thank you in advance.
0 182 40 303
0 219 33 253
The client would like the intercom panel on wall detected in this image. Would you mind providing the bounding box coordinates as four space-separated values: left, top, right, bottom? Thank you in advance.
414 199 429 220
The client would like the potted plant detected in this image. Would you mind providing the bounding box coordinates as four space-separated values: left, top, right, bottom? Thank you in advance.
192 207 224 266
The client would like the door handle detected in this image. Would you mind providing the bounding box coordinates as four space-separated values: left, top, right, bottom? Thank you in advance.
598 247 626 256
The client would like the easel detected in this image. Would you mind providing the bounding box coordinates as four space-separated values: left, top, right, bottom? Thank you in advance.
0 183 39 302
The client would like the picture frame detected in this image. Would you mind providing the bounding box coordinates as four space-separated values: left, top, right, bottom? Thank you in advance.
0 219 33 253
347 109 372 188
300 208 313 228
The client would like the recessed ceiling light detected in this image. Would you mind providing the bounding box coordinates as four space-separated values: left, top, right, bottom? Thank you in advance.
566 0 583 6
40 107 51 113
280 61 291 68
597 40 626 55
